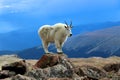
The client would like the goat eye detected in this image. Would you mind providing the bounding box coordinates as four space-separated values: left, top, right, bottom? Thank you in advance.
64 26 67 28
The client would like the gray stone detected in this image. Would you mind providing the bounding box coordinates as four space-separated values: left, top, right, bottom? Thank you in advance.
0 70 16 79
11 74 36 80
78 65 106 80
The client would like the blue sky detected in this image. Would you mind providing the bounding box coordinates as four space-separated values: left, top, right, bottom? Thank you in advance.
0 0 120 34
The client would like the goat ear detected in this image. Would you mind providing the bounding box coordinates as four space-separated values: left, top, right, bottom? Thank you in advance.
64 26 67 28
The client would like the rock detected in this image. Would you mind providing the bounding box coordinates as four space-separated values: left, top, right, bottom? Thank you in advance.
11 74 36 80
75 65 106 80
99 78 111 80
72 75 89 80
102 63 120 79
103 63 120 72
26 54 74 79
0 70 16 79
2 54 118 80
112 76 120 80
0 54 19 58
34 54 67 68
74 66 85 76
0 54 22 70
47 78 72 80
2 60 33 75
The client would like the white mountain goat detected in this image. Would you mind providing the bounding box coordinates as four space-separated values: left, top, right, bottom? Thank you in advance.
38 22 72 54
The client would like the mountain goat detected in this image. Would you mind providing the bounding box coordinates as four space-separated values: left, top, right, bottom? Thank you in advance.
38 22 72 54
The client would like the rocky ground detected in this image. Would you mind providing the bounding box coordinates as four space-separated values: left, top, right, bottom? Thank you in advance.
0 54 22 70
0 54 120 80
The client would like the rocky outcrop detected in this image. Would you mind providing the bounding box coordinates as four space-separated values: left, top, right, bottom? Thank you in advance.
26 54 74 79
0 54 120 80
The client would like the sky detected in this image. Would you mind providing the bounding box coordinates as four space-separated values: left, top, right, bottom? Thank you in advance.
0 0 120 34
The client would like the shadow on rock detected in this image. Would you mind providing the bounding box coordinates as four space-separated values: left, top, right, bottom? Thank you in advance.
0 60 33 79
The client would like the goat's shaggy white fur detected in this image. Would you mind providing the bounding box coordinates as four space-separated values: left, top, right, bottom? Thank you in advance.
38 23 72 53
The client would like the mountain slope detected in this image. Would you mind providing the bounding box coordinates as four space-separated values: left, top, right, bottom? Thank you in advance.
64 26 120 57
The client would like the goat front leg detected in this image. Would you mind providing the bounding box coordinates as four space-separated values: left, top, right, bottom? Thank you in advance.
42 41 49 54
55 40 63 54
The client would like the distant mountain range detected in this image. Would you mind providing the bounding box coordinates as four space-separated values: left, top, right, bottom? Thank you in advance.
16 26 120 59
1 22 120 59
0 30 40 51
0 51 15 55
1 21 120 51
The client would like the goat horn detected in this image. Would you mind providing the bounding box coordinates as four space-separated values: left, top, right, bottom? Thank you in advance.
64 21 68 26
70 21 72 27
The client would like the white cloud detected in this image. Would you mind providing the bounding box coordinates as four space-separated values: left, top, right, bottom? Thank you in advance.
0 0 119 15
0 0 47 14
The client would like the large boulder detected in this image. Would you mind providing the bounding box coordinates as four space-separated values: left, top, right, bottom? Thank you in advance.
26 54 74 79
34 54 68 68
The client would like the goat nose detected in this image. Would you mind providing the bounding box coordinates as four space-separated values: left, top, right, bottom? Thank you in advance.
70 34 72 37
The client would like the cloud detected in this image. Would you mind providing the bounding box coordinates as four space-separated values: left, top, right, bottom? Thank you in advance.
0 0 50 14
0 0 119 15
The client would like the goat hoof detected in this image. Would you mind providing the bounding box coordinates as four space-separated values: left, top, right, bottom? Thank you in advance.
45 53 50 54
57 52 63 54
